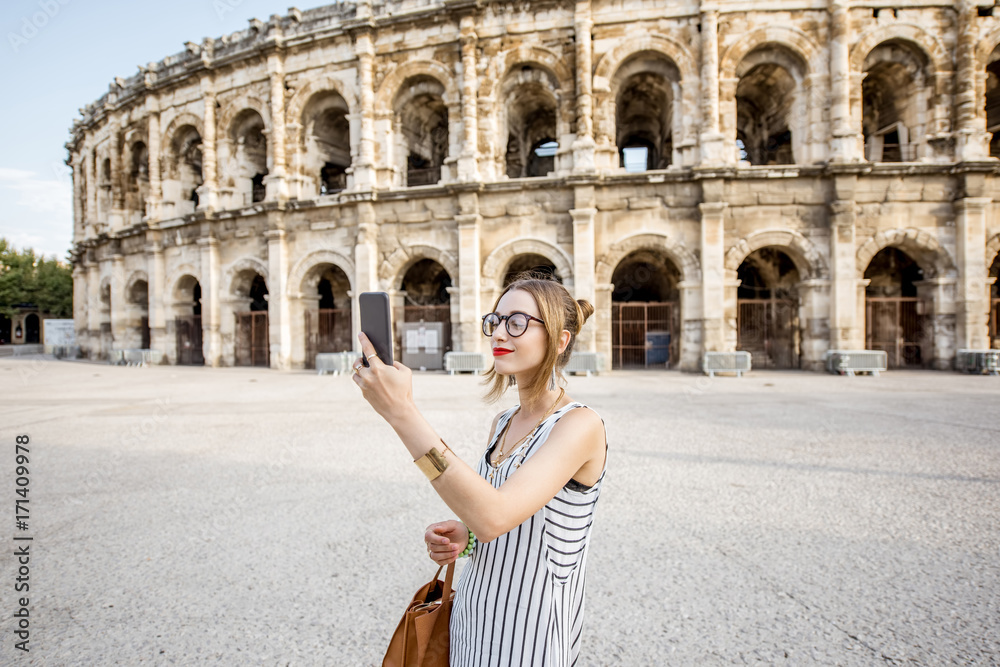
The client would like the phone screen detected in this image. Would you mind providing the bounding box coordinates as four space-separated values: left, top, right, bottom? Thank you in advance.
359 292 393 366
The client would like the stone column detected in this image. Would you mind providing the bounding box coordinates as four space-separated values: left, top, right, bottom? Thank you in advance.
829 199 862 348
72 264 88 353
571 203 598 353
916 277 957 370
956 0 990 160
87 261 101 358
266 52 289 200
458 16 480 181
699 200 728 354
146 99 163 222
456 213 483 354
110 253 127 349
829 0 860 162
955 197 991 349
198 236 222 366
353 202 380 352
698 6 726 165
86 150 97 233
109 124 124 229
677 280 702 371
199 76 220 210
572 0 596 172
353 30 377 189
72 161 84 240
266 227 292 369
146 239 167 359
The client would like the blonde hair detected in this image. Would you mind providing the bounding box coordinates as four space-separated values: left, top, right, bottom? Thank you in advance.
482 274 595 405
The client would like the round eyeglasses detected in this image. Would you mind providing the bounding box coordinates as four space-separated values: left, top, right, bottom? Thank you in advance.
481 312 545 338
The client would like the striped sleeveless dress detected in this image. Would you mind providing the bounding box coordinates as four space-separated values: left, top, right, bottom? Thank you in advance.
450 402 607 667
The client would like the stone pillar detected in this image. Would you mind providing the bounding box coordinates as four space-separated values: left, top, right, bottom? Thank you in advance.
955 197 991 349
109 124 124 229
110 254 127 349
572 0 596 172
199 77 220 211
353 202 380 351
456 213 483 354
829 199 862 348
85 150 97 233
266 227 292 369
571 202 597 353
353 30 377 190
72 264 88 353
915 277 957 369
677 280 702 371
72 161 84 241
956 0 990 160
266 52 289 200
147 239 167 359
458 16 480 181
198 236 222 366
699 200 728 354
87 261 101 358
829 0 861 162
146 102 163 222
698 6 726 165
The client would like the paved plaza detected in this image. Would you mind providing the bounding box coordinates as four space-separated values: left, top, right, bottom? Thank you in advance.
1 356 998 665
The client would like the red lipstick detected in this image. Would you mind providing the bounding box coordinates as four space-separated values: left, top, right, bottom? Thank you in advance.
492 348 512 356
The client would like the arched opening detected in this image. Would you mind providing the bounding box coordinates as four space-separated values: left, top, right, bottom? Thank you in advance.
127 140 149 219
396 77 448 187
398 259 452 370
736 63 796 165
504 69 558 178
615 55 676 172
234 271 269 367
24 313 40 344
986 46 1000 158
98 157 112 221
174 276 203 366
128 279 150 349
989 253 1000 348
862 40 929 163
231 110 268 204
611 250 681 368
503 254 560 286
302 92 351 195
166 126 203 215
304 265 352 368
864 247 926 368
736 248 801 369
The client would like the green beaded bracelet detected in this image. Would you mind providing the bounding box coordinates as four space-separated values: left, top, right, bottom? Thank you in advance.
458 529 477 558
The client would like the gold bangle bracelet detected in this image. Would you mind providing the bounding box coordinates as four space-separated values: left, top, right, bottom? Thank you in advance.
414 444 450 481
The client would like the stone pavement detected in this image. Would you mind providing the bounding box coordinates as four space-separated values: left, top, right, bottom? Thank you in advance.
1 356 998 665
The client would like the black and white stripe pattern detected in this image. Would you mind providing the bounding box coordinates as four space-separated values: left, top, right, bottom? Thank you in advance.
451 402 606 667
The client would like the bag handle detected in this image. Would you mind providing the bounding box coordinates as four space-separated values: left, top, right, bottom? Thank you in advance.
427 561 456 602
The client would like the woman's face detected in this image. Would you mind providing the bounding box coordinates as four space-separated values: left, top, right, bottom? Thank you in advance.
488 289 547 376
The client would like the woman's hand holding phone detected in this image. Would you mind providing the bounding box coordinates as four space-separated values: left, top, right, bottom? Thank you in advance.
353 332 415 423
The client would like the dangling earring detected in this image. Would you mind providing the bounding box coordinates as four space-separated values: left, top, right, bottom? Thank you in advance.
508 375 516 387
548 369 557 390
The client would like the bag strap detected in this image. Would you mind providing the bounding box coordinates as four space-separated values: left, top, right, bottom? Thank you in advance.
427 561 456 600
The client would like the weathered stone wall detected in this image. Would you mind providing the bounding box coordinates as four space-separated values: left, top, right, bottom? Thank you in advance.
66 0 1000 371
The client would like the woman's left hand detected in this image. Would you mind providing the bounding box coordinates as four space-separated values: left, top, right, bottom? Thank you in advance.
352 332 415 422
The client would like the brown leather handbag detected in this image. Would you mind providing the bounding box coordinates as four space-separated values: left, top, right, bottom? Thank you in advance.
383 561 455 667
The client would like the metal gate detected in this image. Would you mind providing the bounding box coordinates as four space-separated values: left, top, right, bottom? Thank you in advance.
737 298 799 369
140 316 150 350
866 297 923 368
305 308 352 369
175 315 204 366
235 312 269 367
990 299 1000 348
612 302 678 368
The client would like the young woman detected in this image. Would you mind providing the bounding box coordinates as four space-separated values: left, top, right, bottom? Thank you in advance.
352 276 607 667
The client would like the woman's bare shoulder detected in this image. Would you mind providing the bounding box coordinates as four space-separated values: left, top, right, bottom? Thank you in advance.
556 404 606 439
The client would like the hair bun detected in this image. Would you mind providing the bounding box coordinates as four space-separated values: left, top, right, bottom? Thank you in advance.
576 299 595 332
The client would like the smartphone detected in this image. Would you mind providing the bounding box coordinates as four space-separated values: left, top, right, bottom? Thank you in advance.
359 292 394 367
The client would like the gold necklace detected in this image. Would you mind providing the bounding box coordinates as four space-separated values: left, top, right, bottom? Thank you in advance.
490 388 565 478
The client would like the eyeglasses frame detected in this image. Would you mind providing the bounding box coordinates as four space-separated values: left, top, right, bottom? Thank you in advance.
481 311 546 338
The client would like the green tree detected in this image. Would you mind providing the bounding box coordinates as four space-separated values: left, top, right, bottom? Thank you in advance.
0 238 73 319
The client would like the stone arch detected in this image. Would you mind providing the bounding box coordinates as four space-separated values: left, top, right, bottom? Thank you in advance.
481 239 574 289
720 26 822 80
167 264 201 301
224 256 269 296
987 232 1000 266
595 233 701 285
381 245 459 291
161 112 205 152
286 76 358 124
856 228 956 279
124 270 149 302
375 60 460 113
849 24 951 75
594 34 697 92
218 97 272 137
725 229 828 280
287 249 356 298
486 44 575 102
976 27 1000 69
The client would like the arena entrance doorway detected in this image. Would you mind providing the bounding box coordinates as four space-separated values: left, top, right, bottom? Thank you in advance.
235 274 269 367
736 248 800 369
305 265 352 368
399 259 452 370
864 247 925 368
610 250 680 368
175 279 204 366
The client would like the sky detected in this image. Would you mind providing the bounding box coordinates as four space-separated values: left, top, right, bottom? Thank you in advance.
0 0 292 262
